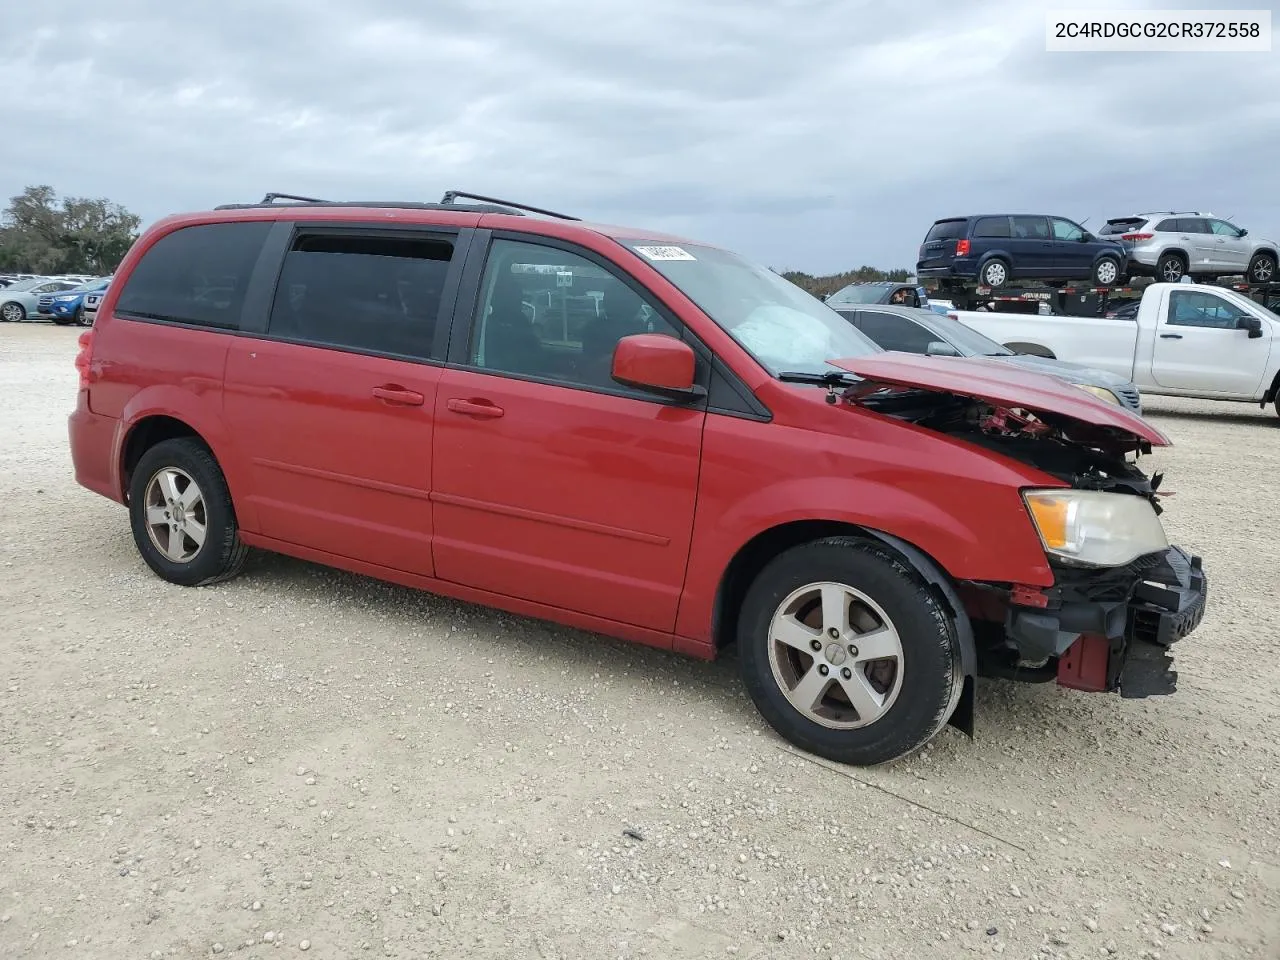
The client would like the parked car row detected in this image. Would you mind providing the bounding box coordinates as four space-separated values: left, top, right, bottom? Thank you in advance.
917 210 1277 289
0 274 111 325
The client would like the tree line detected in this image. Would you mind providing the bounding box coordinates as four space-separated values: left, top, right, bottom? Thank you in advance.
0 184 910 290
0 185 141 276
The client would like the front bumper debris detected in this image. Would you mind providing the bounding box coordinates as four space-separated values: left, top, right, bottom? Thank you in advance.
1004 545 1207 697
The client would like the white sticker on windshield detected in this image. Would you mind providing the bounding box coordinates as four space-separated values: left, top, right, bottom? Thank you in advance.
634 245 696 261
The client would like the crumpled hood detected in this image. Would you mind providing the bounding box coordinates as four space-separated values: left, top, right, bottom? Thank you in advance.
995 353 1136 390
829 353 1169 449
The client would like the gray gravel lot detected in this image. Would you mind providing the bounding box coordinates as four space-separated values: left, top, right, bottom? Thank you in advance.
1 323 1276 959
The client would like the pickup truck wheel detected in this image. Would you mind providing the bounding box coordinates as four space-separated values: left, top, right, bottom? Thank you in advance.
128 438 249 587
1248 253 1276 284
1157 253 1186 283
979 259 1010 288
1093 256 1121 286
737 537 962 766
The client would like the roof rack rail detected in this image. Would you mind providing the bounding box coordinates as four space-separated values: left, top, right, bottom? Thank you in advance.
262 192 327 204
440 190 580 221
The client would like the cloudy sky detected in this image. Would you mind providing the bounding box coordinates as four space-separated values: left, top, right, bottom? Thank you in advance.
2 0 1278 274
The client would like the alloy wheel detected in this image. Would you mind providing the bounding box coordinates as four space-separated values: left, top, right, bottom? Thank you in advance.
143 466 208 563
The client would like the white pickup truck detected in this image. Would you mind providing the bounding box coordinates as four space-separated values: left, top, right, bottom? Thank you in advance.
950 282 1280 416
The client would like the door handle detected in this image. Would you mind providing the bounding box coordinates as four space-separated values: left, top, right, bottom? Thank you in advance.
372 385 425 406
446 397 504 419
1160 333 1183 339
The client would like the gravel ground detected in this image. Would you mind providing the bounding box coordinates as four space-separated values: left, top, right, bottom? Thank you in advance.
1 323 1276 960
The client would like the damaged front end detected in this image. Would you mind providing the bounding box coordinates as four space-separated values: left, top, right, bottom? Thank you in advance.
828 353 1209 700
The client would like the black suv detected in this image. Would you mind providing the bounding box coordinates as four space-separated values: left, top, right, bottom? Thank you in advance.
916 215 1129 289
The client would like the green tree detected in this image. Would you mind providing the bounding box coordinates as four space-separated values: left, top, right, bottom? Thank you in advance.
0 185 141 275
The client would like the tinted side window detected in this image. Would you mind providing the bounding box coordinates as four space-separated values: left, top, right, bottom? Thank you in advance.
1177 218 1211 233
468 238 680 392
1154 218 1178 232
925 220 968 241
1166 291 1247 329
857 311 938 354
972 217 1011 238
1010 216 1050 240
266 232 453 360
115 221 271 330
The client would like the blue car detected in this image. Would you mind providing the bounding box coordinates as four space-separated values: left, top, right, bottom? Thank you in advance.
38 278 110 325
916 215 1129 289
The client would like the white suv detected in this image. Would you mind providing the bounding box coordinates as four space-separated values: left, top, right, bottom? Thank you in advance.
1100 212 1278 284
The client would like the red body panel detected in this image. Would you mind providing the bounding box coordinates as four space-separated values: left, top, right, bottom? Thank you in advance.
69 203 1113 662
611 333 697 392
430 368 704 634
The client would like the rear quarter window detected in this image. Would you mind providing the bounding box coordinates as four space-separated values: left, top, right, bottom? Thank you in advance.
925 220 967 241
114 221 271 330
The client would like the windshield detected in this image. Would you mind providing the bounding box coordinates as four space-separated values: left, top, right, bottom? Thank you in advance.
617 240 881 376
925 311 1014 356
827 284 890 305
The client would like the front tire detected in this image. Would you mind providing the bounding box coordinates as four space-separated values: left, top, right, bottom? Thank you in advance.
737 537 963 766
1 301 26 323
128 438 248 587
1093 256 1121 286
1248 252 1277 284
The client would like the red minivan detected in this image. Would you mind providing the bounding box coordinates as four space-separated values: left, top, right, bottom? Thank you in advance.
68 191 1208 765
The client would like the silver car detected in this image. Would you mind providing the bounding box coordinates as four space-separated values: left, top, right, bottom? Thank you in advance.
830 302 1143 413
1100 212 1278 284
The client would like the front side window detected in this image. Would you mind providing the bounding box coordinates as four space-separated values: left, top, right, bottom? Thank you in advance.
1051 218 1085 241
827 284 888 305
617 239 881 377
266 232 453 360
468 238 680 391
115 221 272 330
1166 290 1248 329
857 311 938 354
1208 219 1242 237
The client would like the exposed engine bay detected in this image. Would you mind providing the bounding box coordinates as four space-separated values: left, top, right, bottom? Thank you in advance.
845 383 1165 508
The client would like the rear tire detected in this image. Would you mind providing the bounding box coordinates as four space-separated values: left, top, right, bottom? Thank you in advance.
1157 252 1186 283
979 259 1010 288
737 537 962 766
128 438 248 587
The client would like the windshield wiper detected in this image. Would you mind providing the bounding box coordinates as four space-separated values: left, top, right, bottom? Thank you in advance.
777 370 862 404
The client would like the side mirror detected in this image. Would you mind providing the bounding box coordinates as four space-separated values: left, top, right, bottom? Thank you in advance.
926 340 962 357
611 333 705 400
1239 228 1249 237
1238 316 1264 338
1079 233 1093 242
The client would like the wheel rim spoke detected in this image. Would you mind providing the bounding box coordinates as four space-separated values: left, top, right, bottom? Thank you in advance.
773 614 821 653
788 664 832 714
853 625 900 663
835 669 888 724
819 584 850 637
184 518 207 548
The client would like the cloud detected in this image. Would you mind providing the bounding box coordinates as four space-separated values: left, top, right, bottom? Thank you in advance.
1 0 1277 273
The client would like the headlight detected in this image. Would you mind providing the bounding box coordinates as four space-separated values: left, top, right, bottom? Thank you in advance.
1023 489 1168 567
1073 383 1121 405
53 295 76 302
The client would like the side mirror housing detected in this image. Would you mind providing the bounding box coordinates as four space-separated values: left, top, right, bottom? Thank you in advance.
1238 316 1264 338
1239 228 1249 237
926 340 962 357
611 334 705 400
